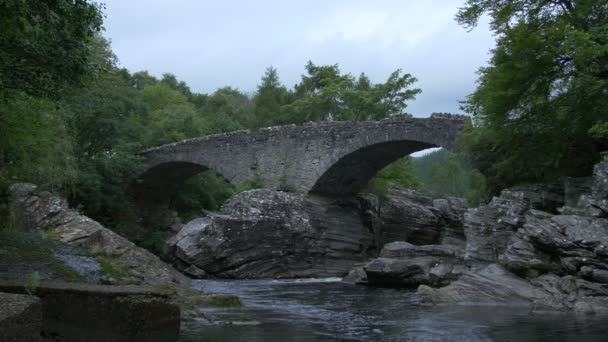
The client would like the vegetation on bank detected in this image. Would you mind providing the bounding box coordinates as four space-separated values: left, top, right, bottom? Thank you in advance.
0 229 84 283
1 0 606 255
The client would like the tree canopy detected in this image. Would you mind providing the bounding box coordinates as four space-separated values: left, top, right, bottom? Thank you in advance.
457 0 608 192
0 0 104 98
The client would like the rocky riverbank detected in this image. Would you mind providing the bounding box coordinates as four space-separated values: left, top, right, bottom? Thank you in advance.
1 183 221 341
162 187 470 279
344 160 608 313
7 183 189 287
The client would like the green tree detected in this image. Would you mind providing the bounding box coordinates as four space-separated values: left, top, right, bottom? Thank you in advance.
130 71 158 91
284 61 421 123
0 94 77 192
457 0 608 192
365 157 420 196
203 87 254 128
413 149 487 206
160 73 192 98
253 66 289 127
0 0 104 98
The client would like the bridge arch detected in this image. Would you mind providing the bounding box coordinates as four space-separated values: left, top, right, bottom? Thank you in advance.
309 140 437 196
132 161 231 223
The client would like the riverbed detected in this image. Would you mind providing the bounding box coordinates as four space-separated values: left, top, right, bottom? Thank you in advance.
179 278 608 341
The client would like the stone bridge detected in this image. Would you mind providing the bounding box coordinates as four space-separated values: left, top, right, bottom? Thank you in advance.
133 114 467 217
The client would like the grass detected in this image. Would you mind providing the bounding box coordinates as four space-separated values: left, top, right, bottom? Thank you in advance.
41 226 62 241
0 228 51 261
97 255 140 284
49 261 85 282
198 294 242 307
0 228 86 283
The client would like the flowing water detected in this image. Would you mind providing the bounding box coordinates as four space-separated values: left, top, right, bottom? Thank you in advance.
180 278 608 342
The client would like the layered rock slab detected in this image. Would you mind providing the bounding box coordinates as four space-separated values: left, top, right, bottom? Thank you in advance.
420 161 608 313
9 183 189 287
365 242 465 287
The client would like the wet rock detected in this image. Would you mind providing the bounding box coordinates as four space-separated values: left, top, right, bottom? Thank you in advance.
580 266 608 284
463 184 563 263
9 183 189 288
166 187 470 280
342 267 367 284
563 177 592 208
564 161 608 217
0 292 42 342
420 161 608 312
366 257 432 287
376 190 443 245
591 161 608 216
379 241 461 258
418 264 555 307
501 209 608 277
433 197 467 248
365 242 464 288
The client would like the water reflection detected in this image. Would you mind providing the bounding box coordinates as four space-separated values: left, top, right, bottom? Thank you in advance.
180 278 608 341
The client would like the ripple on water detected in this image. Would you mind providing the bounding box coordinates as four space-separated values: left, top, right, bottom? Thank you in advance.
180 279 608 342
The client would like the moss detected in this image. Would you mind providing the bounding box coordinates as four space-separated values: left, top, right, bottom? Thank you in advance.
98 255 130 277
198 294 242 307
49 261 85 283
155 285 178 297
24 271 40 296
0 176 15 230
41 226 62 241
525 269 540 279
234 173 263 194
0 229 51 261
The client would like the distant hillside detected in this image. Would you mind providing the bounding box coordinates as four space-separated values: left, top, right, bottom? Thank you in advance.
412 149 487 206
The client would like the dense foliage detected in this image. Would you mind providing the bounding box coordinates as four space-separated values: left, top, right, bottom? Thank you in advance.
0 0 104 98
457 0 608 193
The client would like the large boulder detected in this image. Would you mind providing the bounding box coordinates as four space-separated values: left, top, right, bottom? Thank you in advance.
9 183 189 287
362 190 467 249
165 190 376 278
375 190 444 246
364 242 464 287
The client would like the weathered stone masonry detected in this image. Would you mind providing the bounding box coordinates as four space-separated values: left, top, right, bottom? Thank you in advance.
134 114 466 217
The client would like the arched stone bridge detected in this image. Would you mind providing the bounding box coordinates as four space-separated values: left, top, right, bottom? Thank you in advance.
134 114 467 216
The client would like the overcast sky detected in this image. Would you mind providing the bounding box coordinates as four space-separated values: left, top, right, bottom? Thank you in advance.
101 0 494 117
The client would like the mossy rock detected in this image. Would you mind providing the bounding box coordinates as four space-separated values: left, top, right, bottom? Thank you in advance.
198 294 242 307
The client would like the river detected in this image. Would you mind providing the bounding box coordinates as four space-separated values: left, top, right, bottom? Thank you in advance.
180 278 608 341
